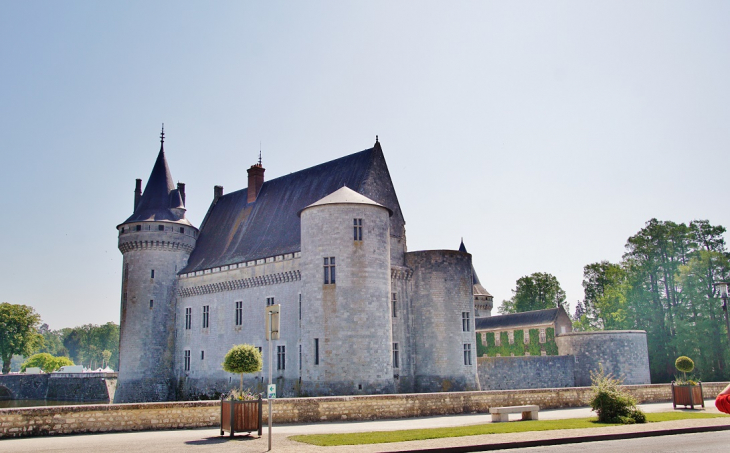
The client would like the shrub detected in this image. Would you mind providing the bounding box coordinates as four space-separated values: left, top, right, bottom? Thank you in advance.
21 353 73 373
222 344 262 392
675 356 695 383
589 365 646 424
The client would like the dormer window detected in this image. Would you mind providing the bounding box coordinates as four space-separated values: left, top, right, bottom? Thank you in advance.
158 225 164 231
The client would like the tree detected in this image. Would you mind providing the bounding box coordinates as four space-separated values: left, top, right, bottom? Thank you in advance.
62 322 119 370
500 272 567 314
222 344 263 392
0 303 43 374
20 353 74 373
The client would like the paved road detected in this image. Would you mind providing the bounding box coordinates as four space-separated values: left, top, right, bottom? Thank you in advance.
508 431 730 453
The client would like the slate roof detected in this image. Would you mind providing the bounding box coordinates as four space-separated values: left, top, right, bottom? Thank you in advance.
121 145 192 227
475 308 561 331
181 143 404 273
459 240 493 298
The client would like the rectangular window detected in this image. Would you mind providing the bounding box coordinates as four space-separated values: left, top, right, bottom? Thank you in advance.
392 343 399 368
463 344 472 366
184 350 191 371
185 307 192 330
235 301 243 326
392 293 397 317
539 328 547 343
524 329 530 344
314 338 320 365
277 345 286 370
180 227 185 234
508 330 514 344
201 350 205 360
158 225 164 231
136 225 142 231
151 269 155 279
266 297 275 306
149 299 153 309
202 305 210 329
257 346 262 355
462 312 470 332
323 257 336 284
353 218 362 241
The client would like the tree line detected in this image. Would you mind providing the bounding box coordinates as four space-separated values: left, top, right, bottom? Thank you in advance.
500 218 730 383
0 301 119 373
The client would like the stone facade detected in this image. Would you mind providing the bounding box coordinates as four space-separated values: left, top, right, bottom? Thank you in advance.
477 356 574 390
3 382 728 438
556 331 651 386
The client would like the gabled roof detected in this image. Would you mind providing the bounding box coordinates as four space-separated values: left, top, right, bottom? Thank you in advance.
475 308 561 331
121 146 192 226
181 143 404 273
459 240 493 298
300 186 393 216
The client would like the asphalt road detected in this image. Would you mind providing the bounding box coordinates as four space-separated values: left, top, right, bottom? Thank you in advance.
506 431 730 453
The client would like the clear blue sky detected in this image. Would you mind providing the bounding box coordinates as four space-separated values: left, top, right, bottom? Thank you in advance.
1 1 729 329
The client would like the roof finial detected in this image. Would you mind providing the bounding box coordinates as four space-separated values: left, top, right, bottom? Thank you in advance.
376 134 379 143
160 123 165 149
258 142 262 166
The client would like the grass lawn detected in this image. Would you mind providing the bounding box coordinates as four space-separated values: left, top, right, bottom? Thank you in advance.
289 412 730 447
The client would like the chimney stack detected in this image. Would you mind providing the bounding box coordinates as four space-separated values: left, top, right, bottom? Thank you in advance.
177 182 186 205
134 179 142 210
214 185 223 203
247 164 265 203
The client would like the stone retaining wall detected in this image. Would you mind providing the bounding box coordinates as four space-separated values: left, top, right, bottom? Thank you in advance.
477 356 575 390
2 382 727 438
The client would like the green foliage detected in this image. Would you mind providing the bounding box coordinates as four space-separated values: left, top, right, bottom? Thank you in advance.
675 356 694 373
62 322 120 370
500 273 567 314
0 303 44 374
580 219 730 383
477 328 558 358
20 353 74 372
589 365 646 424
222 344 263 391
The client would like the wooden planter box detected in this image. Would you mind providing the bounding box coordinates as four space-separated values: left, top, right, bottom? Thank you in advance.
672 382 704 409
220 395 263 436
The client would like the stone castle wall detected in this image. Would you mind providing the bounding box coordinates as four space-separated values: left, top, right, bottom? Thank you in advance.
3 382 727 438
405 250 479 392
556 331 651 386
0 374 116 402
477 356 575 390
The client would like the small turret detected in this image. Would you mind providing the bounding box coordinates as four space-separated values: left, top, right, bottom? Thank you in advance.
114 126 198 403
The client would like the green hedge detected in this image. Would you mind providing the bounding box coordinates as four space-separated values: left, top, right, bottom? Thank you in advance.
477 327 559 358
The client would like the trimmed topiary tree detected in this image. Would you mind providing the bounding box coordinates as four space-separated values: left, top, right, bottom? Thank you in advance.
222 344 263 392
675 356 695 382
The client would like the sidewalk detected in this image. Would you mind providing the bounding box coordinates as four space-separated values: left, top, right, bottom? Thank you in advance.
1 400 727 452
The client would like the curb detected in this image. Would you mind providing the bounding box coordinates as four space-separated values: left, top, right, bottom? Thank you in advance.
379 423 730 453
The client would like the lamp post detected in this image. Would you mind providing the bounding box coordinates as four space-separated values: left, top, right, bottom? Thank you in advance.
713 282 730 347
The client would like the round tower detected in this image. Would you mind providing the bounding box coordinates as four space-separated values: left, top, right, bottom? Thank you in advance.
299 186 395 395
114 128 198 403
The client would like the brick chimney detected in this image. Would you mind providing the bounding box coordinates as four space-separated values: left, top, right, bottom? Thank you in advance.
134 178 142 210
247 164 265 203
214 185 223 203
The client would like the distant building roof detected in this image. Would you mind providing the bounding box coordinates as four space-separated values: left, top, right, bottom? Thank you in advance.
181 143 404 273
475 308 562 331
121 144 192 227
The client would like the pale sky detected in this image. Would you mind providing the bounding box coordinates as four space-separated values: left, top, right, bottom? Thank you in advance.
1 1 729 329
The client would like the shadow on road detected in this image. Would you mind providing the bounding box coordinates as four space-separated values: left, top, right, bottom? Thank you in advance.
185 434 261 445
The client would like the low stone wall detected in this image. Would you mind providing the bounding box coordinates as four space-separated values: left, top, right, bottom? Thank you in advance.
1 382 727 438
477 356 575 390
0 374 116 402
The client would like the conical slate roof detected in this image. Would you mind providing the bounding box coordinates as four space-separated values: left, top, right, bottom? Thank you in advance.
459 240 493 297
300 186 393 216
121 144 192 226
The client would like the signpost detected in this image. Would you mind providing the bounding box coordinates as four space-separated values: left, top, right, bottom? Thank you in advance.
265 304 280 451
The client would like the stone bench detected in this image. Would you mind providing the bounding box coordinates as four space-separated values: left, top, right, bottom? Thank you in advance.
489 405 539 422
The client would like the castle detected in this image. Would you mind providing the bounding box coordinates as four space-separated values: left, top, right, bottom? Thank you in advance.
114 132 490 402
